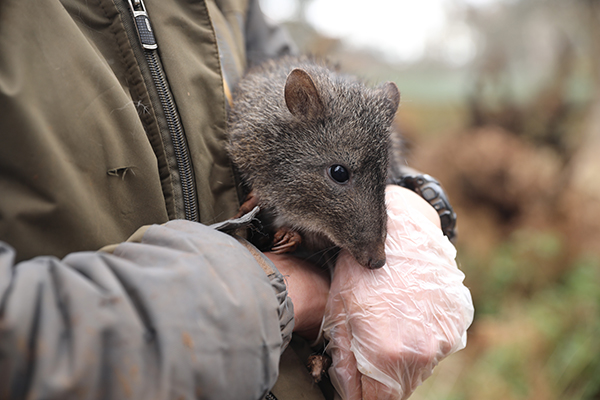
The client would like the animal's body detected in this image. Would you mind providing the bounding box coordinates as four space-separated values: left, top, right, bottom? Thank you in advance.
227 56 400 269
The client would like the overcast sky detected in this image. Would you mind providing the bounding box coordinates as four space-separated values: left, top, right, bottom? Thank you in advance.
259 0 502 64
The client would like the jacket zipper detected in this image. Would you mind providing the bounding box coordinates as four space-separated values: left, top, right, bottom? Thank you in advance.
126 0 199 222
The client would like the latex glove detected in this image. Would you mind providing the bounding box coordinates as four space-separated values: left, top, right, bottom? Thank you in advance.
322 185 474 400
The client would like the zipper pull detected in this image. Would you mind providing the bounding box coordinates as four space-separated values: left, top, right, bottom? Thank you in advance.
127 0 158 50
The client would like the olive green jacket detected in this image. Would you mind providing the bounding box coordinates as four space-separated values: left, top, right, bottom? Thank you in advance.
0 0 309 398
0 0 293 262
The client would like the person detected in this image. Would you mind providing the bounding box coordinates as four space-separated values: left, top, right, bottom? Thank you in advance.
0 0 470 399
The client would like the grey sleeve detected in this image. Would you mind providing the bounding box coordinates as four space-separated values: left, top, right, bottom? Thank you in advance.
0 220 294 400
244 0 299 68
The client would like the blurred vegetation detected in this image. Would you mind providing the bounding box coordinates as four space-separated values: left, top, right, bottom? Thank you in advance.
269 0 600 398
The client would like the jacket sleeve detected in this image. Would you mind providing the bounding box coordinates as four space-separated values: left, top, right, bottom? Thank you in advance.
0 220 293 400
244 0 299 67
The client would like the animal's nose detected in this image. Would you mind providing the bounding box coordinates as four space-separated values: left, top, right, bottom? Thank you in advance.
367 257 386 269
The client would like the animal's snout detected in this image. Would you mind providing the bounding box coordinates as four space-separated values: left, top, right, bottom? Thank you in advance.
358 241 386 269
367 256 386 269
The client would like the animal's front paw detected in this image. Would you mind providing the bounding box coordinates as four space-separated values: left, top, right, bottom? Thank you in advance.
233 190 259 219
271 227 302 254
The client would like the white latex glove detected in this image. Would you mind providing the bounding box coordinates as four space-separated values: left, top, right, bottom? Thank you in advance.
322 185 474 400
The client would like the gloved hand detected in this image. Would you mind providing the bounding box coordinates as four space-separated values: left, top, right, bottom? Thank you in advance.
322 185 474 400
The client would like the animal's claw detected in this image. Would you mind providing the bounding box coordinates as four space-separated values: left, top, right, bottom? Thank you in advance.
271 228 302 253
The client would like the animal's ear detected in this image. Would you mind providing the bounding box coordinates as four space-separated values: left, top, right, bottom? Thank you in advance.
284 68 325 120
381 81 400 116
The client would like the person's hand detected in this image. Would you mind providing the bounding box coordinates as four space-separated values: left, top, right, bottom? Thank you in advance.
264 252 330 341
323 185 474 400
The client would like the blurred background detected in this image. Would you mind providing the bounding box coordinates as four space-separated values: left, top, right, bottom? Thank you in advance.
259 0 600 398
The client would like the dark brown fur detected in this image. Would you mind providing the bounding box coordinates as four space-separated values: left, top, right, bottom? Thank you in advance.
227 56 400 269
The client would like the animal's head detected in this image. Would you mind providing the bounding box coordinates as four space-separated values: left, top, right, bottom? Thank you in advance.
258 66 400 269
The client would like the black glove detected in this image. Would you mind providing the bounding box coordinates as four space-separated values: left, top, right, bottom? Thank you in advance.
391 170 457 242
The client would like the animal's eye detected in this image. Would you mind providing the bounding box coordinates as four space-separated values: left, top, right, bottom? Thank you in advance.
328 164 350 184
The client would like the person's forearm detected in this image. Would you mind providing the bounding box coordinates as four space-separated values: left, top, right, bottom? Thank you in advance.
0 221 287 399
